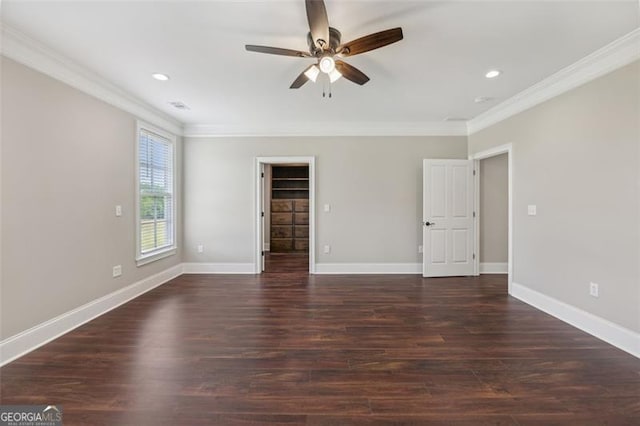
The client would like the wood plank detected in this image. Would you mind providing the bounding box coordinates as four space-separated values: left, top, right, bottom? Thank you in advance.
294 226 308 238
294 199 309 212
271 226 293 239
270 239 293 251
294 213 309 225
271 200 293 212
272 213 293 225
294 239 309 251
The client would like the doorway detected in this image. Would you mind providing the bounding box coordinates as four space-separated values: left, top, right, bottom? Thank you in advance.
265 164 309 272
470 144 513 292
478 153 509 274
255 157 316 274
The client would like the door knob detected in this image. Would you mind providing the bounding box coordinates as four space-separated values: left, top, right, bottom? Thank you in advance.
425 221 436 226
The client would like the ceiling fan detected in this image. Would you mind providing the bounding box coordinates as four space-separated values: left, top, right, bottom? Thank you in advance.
245 0 404 89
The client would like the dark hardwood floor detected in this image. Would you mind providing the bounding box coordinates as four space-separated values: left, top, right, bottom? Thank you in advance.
264 252 309 274
1 273 639 425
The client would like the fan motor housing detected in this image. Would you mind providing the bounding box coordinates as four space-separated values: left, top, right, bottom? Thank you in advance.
307 27 342 55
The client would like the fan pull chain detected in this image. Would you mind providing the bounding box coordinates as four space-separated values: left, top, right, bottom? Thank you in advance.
321 78 333 99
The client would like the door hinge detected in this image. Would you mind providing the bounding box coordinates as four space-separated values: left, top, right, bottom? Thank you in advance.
261 172 264 178
473 211 476 218
261 251 265 256
473 169 476 176
473 253 476 260
261 211 264 217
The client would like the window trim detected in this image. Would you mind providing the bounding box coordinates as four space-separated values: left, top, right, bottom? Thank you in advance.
135 121 177 267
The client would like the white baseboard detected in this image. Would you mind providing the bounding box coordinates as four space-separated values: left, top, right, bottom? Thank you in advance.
480 262 508 274
0 264 183 367
315 263 422 274
182 262 256 274
511 282 640 359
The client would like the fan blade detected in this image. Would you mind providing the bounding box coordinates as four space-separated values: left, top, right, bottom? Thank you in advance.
335 60 370 85
339 27 403 57
305 0 330 50
290 65 314 89
245 45 310 57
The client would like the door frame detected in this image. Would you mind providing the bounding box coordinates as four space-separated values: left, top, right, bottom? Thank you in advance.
469 143 513 293
254 156 316 274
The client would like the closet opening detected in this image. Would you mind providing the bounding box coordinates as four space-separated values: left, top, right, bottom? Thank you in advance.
255 157 315 274
265 164 309 273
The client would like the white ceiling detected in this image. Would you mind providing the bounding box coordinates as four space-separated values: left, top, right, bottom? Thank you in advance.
2 0 639 129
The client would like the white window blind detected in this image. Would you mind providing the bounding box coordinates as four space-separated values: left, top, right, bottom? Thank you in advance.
138 128 174 256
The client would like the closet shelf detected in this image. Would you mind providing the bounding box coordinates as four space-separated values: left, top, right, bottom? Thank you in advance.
272 178 309 181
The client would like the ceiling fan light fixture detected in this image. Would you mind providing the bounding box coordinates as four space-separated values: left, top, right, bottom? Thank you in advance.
245 0 404 90
319 56 336 74
329 68 342 83
304 65 321 82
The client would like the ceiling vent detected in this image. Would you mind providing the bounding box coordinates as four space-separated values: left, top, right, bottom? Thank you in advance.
169 101 190 110
474 96 495 104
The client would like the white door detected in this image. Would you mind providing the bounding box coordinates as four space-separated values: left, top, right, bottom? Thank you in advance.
423 159 476 277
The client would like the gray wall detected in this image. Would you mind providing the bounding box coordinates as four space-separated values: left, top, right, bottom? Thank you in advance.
469 61 640 332
1 58 183 339
183 136 467 265
480 153 508 263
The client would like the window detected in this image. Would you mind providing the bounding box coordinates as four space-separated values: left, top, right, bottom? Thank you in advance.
136 123 176 265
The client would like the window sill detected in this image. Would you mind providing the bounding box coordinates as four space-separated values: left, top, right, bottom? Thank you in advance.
136 247 177 267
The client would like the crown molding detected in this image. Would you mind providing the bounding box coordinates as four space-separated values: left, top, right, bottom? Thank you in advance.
183 121 468 138
467 28 640 135
0 23 183 136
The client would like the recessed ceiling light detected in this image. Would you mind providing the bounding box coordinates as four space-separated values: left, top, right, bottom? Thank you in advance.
152 73 170 81
485 70 501 79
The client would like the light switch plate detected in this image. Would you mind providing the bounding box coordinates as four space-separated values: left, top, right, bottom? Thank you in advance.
324 204 331 213
323 245 331 254
115 205 122 217
528 205 537 216
197 244 204 253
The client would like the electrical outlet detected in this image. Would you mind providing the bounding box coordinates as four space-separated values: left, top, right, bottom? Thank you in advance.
589 282 599 298
528 205 537 216
115 205 122 217
323 245 331 254
112 265 122 278
418 245 423 253
197 244 204 253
